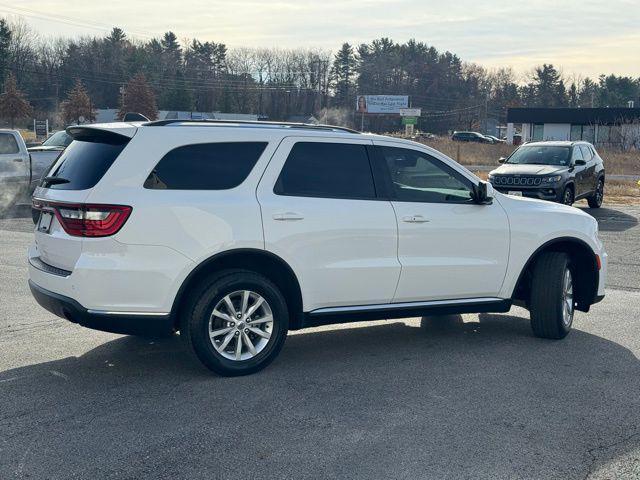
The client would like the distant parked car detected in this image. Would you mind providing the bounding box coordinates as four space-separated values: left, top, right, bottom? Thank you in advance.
412 132 435 140
451 131 493 143
27 131 73 192
484 135 506 144
488 141 605 207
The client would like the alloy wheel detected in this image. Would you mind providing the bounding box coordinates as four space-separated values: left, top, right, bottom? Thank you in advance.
595 181 604 206
208 290 273 361
562 268 574 327
563 188 574 205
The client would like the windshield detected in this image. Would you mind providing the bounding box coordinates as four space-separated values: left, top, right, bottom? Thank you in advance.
506 146 570 166
42 131 73 148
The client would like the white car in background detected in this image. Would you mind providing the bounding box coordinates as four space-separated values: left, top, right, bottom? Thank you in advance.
28 120 607 376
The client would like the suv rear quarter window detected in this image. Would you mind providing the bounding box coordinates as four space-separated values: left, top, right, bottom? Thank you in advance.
274 142 376 200
44 132 129 190
145 142 267 190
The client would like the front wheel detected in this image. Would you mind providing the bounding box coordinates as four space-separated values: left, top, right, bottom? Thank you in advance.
182 270 289 376
587 178 604 208
529 252 574 339
561 186 574 206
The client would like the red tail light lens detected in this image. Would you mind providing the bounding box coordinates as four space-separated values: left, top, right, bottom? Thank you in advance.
33 201 132 237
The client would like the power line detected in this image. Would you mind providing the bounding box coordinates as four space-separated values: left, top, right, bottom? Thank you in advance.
0 3 155 39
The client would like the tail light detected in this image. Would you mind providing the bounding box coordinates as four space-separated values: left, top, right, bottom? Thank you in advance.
33 200 132 237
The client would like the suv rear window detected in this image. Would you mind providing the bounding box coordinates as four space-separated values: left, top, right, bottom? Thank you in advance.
44 133 129 190
274 142 376 200
144 142 267 190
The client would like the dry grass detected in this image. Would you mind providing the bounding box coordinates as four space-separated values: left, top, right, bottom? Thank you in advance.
414 136 640 177
419 137 514 167
18 129 36 142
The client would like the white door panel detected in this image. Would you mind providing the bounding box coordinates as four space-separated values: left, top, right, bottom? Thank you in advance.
372 140 510 302
257 136 400 312
391 201 510 301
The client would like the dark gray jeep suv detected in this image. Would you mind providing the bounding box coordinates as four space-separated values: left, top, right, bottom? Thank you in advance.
488 141 605 207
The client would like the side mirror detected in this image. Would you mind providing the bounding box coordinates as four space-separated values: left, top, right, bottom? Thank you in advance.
470 181 493 205
574 159 586 166
498 157 506 164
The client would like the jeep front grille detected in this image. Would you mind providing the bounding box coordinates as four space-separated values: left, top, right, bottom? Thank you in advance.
491 176 542 186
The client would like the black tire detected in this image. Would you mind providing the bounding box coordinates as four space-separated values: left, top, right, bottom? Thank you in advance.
587 178 604 208
561 185 574 206
181 269 289 376
529 252 574 339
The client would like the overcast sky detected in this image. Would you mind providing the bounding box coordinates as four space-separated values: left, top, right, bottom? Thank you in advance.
3 0 640 78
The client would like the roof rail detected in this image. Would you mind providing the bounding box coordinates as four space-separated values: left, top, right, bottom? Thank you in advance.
143 119 361 134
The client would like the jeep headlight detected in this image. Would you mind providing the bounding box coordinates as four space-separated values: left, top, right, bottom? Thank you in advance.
542 175 562 183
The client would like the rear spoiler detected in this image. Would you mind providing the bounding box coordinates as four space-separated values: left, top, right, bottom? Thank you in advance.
66 123 137 142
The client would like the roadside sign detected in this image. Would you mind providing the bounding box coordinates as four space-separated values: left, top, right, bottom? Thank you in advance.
402 116 418 125
400 108 421 117
356 95 409 114
34 119 49 138
405 124 415 136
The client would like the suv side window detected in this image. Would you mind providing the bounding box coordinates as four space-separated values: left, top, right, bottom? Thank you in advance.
0 133 19 154
571 146 584 163
580 145 593 161
378 146 472 203
274 142 376 200
144 142 267 190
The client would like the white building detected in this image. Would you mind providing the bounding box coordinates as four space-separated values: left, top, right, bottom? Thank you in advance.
506 107 640 149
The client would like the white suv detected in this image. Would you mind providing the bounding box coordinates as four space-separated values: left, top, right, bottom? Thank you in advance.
29 121 607 376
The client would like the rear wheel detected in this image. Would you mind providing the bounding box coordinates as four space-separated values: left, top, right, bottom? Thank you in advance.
561 186 574 206
587 178 604 208
529 252 574 339
182 270 289 376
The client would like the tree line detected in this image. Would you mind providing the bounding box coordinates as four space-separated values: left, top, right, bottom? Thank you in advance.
0 19 639 132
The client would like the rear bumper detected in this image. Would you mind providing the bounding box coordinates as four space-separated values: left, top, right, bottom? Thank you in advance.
29 280 174 336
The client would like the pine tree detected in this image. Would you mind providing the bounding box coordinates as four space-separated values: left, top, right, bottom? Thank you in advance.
330 43 357 108
0 73 33 128
0 19 11 89
118 73 158 120
60 79 96 125
529 64 568 107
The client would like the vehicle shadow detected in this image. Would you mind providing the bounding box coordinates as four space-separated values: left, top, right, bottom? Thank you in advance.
0 203 31 220
579 205 638 232
1 312 639 479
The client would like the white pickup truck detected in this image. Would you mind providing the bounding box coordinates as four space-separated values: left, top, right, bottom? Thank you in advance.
0 129 67 211
0 129 32 211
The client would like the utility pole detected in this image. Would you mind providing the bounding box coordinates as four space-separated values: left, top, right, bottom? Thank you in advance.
484 94 489 134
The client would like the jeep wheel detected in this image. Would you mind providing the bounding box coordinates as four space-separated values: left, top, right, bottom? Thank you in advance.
183 270 289 376
587 178 604 208
529 252 574 339
561 186 574 206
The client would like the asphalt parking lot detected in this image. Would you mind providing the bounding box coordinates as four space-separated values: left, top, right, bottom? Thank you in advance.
1 204 639 479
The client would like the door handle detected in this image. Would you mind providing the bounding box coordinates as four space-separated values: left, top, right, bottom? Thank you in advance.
402 215 430 223
273 212 304 221
13 158 23 162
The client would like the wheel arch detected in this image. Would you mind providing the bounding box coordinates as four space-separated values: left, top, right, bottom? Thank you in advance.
511 236 599 312
170 248 304 330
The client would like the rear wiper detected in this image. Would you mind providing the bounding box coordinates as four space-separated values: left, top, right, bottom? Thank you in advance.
43 176 70 186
